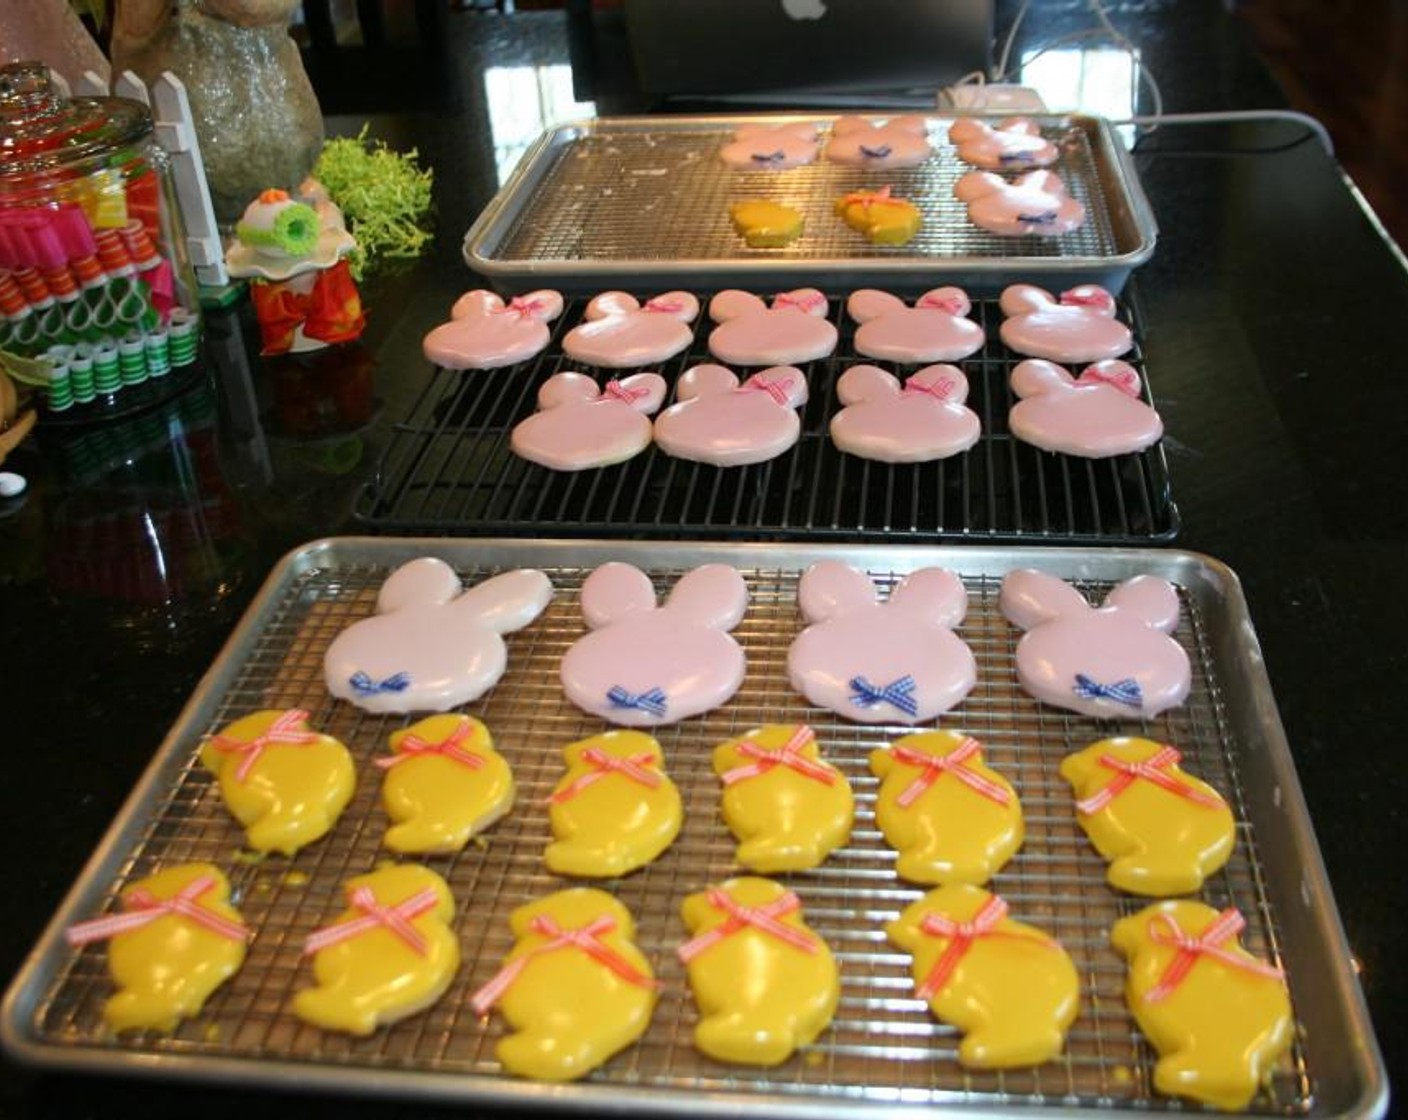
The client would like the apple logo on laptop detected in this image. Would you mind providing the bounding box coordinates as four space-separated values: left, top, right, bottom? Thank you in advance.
781 0 827 20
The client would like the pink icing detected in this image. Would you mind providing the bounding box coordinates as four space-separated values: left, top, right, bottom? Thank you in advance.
830 364 980 463
1009 359 1163 457
422 289 564 370
999 283 1133 362
953 170 1085 237
510 371 668 471
654 364 807 467
826 115 932 168
562 290 700 368
707 288 837 366
948 117 1059 170
848 287 985 363
720 122 820 170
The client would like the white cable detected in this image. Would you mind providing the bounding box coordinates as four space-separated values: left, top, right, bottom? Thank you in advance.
993 0 1031 84
1115 110 1335 156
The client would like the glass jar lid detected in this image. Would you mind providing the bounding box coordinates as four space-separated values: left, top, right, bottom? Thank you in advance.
0 61 151 180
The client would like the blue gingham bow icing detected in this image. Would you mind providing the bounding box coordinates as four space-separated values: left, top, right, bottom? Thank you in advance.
999 150 1036 164
848 675 918 717
1073 673 1144 709
859 144 893 160
607 685 668 718
1017 211 1059 226
751 149 786 164
349 671 411 697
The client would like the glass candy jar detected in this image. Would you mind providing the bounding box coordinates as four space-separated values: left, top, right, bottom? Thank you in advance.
0 61 202 420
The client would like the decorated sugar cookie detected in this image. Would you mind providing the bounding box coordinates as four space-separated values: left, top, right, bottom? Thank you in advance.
323 557 554 713
561 291 699 368
720 122 820 170
831 364 981 462
834 186 921 245
948 117 1059 170
473 888 657 1081
1000 569 1191 719
1010 358 1163 457
546 730 682 878
847 287 984 363
714 724 853 872
707 288 837 366
679 877 838 1065
377 714 514 855
560 562 748 727
887 884 1078 1068
1062 737 1234 896
729 200 804 247
999 283 1133 362
511 371 667 471
826 114 931 168
788 560 976 724
422 289 563 370
1112 901 1292 1111
66 863 249 1034
954 170 1086 236
871 731 1022 884
294 864 459 1036
654 364 807 467
200 709 355 856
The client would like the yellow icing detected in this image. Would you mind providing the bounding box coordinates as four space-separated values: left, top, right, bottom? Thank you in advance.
713 724 853 872
1061 737 1235 896
870 730 1023 884
1112 900 1293 1111
380 714 514 855
680 877 838 1065
545 730 681 878
293 864 458 1035
729 200 804 247
99 863 247 1034
886 884 1078 1068
836 191 921 244
200 710 354 856
487 888 656 1081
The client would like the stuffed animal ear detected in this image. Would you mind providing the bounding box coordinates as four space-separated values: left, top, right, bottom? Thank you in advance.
798 559 878 622
449 290 503 320
836 364 900 405
908 364 970 404
537 371 603 409
377 557 463 613
516 289 565 322
889 567 967 629
584 291 641 319
1000 283 1058 316
709 289 768 322
581 562 657 629
954 170 1005 202
916 287 971 317
889 115 929 137
847 289 907 323
999 569 1091 630
450 568 554 634
1010 359 1075 399
745 367 808 408
643 291 700 321
1078 360 1142 397
665 564 748 631
676 363 741 402
1104 575 1180 633
608 372 669 414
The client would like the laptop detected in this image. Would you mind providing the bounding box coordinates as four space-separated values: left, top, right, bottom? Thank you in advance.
622 0 994 103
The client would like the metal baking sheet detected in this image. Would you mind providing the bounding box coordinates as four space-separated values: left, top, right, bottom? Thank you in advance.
1 539 1385 1119
462 114 1157 296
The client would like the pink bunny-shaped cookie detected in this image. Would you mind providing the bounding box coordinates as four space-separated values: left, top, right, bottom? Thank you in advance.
707 289 837 366
789 561 977 724
830 364 980 463
720 122 820 170
324 557 554 713
948 118 1059 170
954 170 1085 236
422 289 564 370
999 284 1133 362
848 287 985 363
826 115 931 168
562 291 700 368
654 364 807 467
999 570 1190 720
1009 359 1163 457
511 372 668 471
560 562 748 726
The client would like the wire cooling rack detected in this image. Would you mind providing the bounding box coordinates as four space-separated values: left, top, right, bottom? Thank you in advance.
354 294 1176 543
3 540 1360 1117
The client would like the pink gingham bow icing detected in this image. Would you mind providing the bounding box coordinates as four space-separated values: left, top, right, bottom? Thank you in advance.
304 885 442 957
772 290 827 314
902 376 956 401
1079 365 1140 397
66 875 249 946
1143 907 1284 1004
495 295 550 319
375 719 485 772
1059 287 1114 311
604 379 650 405
914 894 1055 999
644 297 686 314
471 914 657 1015
740 372 794 406
549 748 662 803
677 889 818 963
838 186 893 211
720 725 836 787
890 737 1011 809
916 292 966 316
209 709 320 783
1076 746 1223 815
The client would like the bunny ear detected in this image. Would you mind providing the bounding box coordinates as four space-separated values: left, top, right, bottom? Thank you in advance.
1020 170 1067 197
947 118 986 143
889 567 968 629
836 364 901 405
643 291 700 321
797 559 880 621
665 563 748 631
832 115 872 137
608 372 669 414
518 289 565 322
772 288 828 316
1104 575 1180 633
581 562 657 629
449 290 504 320
451 568 554 634
1078 360 1142 397
677 363 741 401
709 289 768 322
954 170 1004 201
999 569 1091 630
888 115 929 137
746 366 809 408
1000 283 1058 316
847 288 907 323
585 291 641 319
908 364 970 404
377 557 463 613
1057 285 1116 316
998 117 1041 136
1010 359 1075 399
780 121 820 141
916 287 971 317
537 371 602 409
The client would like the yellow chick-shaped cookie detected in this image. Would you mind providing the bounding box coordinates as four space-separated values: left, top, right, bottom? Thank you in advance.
887 884 1078 1068
378 714 514 855
200 709 355 856
473 888 657 1081
714 724 853 872
1112 900 1292 1111
870 730 1022 884
835 186 922 245
729 200 804 248
545 730 681 878
1062 737 1234 896
65 862 249 1034
294 864 459 1035
678 877 838 1065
